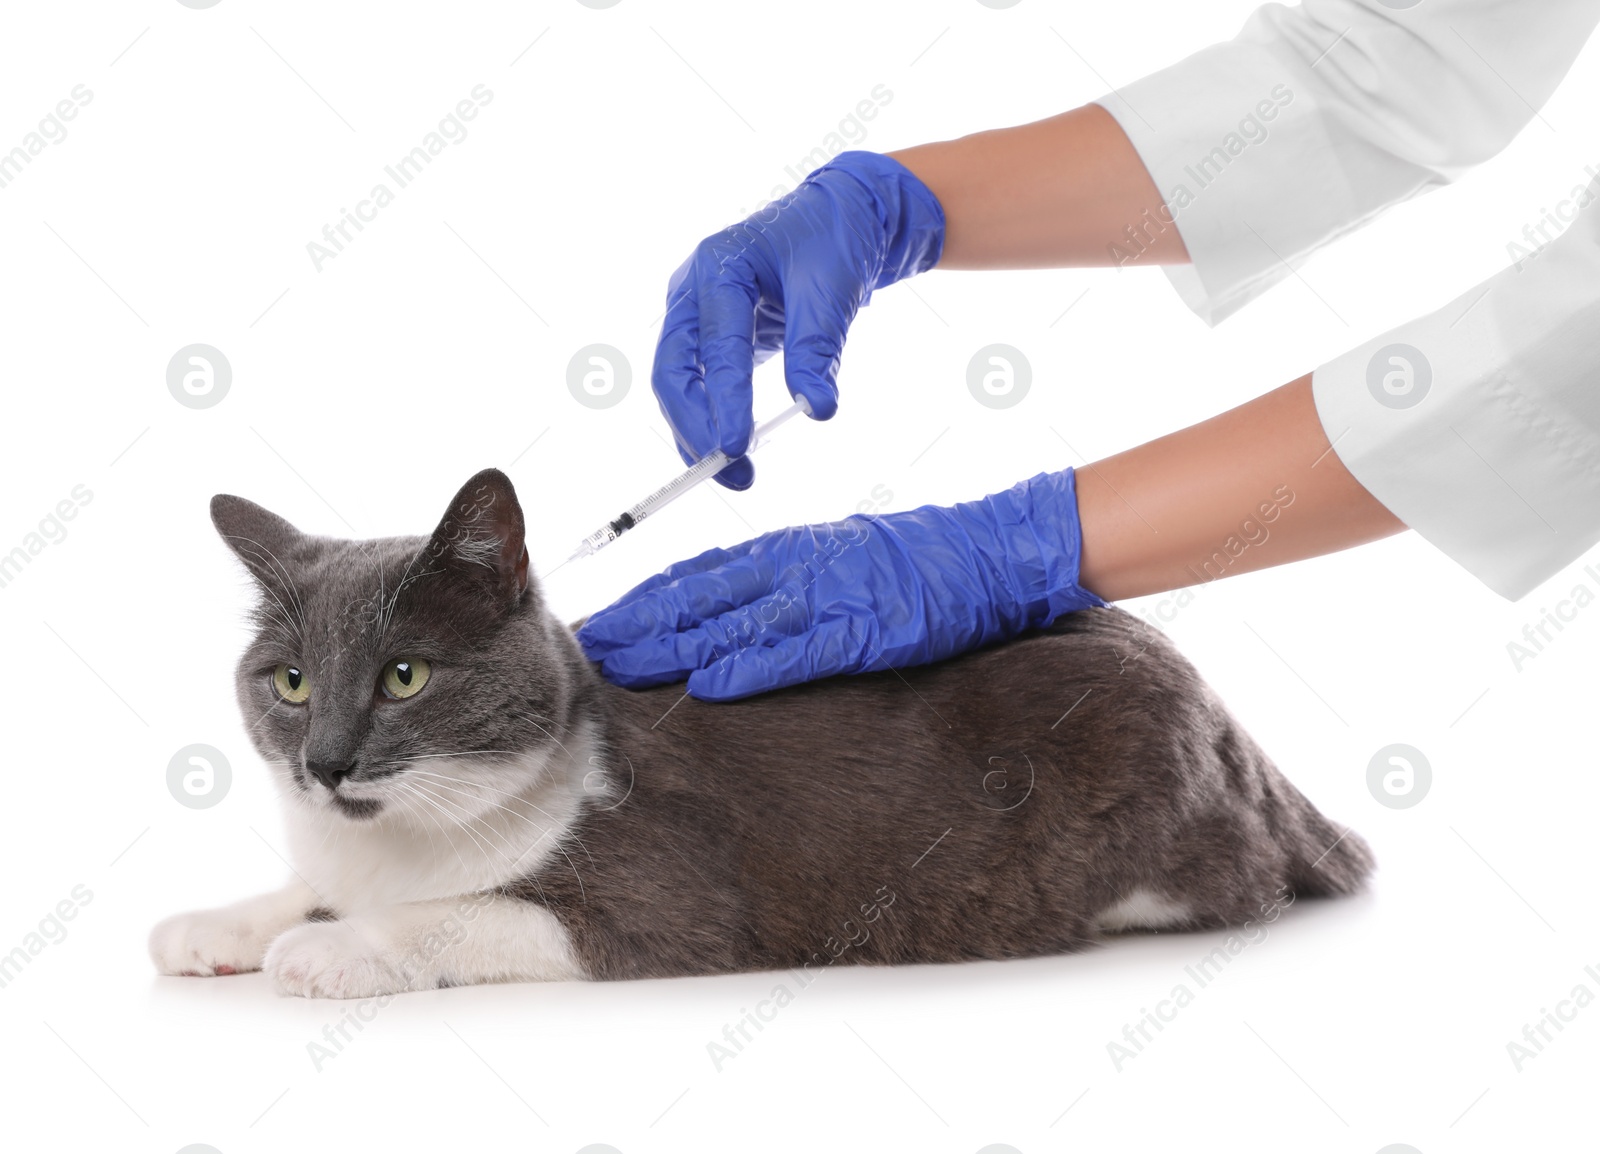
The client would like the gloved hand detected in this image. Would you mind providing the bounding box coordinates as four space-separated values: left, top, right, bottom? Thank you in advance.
654 150 945 490
576 468 1107 701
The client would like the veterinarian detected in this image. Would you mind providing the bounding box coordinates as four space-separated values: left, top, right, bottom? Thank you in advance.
578 0 1600 700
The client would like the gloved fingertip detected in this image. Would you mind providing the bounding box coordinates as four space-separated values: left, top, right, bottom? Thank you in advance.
574 611 625 651
683 667 727 702
687 659 766 702
599 652 677 690
573 623 604 657
798 386 839 422
784 373 839 422
713 457 755 491
580 629 646 662
782 335 842 422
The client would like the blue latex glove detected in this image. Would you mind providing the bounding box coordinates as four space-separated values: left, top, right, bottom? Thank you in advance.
654 150 945 490
576 468 1107 701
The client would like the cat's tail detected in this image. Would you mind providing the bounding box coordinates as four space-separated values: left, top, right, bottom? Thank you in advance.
1280 790 1375 899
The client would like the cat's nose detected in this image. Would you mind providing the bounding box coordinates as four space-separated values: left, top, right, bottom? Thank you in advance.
306 760 355 790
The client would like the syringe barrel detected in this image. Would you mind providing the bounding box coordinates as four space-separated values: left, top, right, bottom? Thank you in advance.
624 448 731 525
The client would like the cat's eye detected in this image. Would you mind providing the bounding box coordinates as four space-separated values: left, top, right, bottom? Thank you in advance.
272 664 311 704
380 658 431 700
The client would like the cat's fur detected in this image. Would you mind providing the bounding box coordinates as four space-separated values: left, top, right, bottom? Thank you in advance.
149 469 1372 997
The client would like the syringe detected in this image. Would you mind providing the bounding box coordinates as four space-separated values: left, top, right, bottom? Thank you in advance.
566 395 812 562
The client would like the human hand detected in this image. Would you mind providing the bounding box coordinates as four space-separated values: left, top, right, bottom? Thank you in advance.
653 150 944 489
576 469 1106 700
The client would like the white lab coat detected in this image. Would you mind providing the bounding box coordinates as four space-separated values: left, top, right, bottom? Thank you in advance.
1095 0 1600 599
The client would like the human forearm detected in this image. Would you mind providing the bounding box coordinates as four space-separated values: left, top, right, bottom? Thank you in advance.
1074 374 1405 601
578 373 1403 697
888 104 1188 270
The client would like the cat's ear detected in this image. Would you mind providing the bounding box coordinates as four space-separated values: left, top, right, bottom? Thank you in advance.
425 469 531 609
210 494 311 588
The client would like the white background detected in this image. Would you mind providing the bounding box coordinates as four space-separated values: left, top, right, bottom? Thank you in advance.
1 1 1597 1151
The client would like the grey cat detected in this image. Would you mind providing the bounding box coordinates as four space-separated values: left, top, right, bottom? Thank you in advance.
148 468 1372 997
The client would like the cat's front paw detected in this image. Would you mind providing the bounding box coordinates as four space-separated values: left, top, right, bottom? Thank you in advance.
264 921 417 999
149 909 275 977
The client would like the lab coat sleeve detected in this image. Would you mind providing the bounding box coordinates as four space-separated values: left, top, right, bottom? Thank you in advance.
1310 176 1600 600
1093 0 1600 325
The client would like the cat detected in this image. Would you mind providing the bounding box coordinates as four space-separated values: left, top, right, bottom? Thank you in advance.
149 468 1372 998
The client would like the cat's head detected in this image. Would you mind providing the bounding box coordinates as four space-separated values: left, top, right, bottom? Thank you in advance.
212 468 587 822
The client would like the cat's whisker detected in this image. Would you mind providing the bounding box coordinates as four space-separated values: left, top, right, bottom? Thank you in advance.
394 782 476 881
508 711 577 758
411 778 577 896
407 780 521 870
251 600 299 642
361 540 387 641
224 533 308 635
385 750 523 763
259 758 309 796
406 767 598 867
513 710 575 736
247 695 291 734
398 789 446 859
500 711 602 839
409 768 598 851
401 782 499 875
237 561 299 632
379 535 431 644
406 768 564 815
405 770 588 900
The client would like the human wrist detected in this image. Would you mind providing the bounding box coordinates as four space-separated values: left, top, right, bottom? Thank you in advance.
970 468 1108 633
816 150 946 288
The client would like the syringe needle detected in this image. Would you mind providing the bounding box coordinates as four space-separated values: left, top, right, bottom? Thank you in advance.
565 396 811 561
